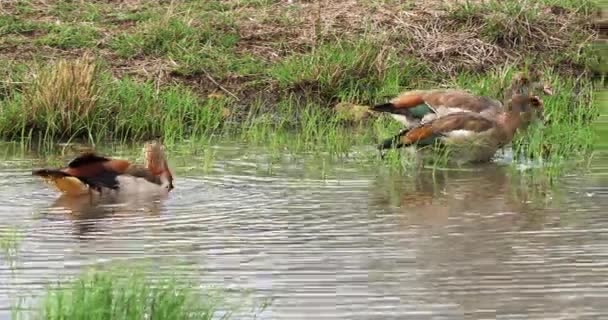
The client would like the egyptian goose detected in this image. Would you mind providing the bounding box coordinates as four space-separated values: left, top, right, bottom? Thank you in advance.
32 140 174 196
377 94 545 163
370 71 552 129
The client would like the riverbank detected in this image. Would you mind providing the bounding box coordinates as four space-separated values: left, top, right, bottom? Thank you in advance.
0 0 604 162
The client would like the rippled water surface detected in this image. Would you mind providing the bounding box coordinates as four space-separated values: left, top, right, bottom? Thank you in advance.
0 142 607 319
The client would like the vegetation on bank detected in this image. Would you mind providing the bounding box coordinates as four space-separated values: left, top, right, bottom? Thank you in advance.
10 266 268 320
0 0 604 165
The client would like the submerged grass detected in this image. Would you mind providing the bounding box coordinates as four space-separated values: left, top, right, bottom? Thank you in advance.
12 265 269 320
0 226 22 271
0 226 22 257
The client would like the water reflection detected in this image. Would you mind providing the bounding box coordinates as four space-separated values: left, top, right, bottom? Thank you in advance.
370 164 556 231
43 187 169 236
0 145 606 319
366 164 606 319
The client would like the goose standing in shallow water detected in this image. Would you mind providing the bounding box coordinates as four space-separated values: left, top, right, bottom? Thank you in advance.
32 140 174 197
369 71 553 129
376 94 545 164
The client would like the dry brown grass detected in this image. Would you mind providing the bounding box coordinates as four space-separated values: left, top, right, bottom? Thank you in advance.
235 0 599 75
23 54 101 127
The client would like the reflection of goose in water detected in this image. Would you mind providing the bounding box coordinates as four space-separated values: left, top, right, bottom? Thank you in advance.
366 166 583 318
369 164 554 229
32 139 174 197
45 186 169 236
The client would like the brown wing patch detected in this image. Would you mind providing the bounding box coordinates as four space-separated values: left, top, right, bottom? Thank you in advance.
391 91 426 109
63 164 121 191
63 159 130 177
67 153 110 168
403 125 435 144
423 91 493 113
103 159 132 174
430 112 496 133
64 164 101 177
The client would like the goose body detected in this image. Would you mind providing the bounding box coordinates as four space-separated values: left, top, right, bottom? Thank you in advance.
370 71 552 129
377 94 544 163
32 140 173 196
371 89 504 128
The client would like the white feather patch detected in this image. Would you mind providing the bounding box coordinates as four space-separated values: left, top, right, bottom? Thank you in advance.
420 105 469 125
434 106 468 116
115 175 169 195
390 114 417 127
445 130 477 139
420 113 437 124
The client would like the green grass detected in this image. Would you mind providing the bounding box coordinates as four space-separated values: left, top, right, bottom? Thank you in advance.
108 7 263 78
0 55 600 174
49 1 107 23
35 23 100 49
109 15 206 58
511 75 597 164
0 16 47 36
11 266 268 320
0 0 602 175
591 89 608 151
0 57 230 144
0 226 22 256
269 39 408 101
272 38 444 104
0 226 22 271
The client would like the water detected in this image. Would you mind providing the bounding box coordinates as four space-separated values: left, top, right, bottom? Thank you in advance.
0 142 607 319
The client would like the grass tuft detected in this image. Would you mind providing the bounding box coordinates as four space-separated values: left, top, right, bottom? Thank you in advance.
36 23 100 49
108 8 260 78
19 55 100 140
512 78 597 163
0 15 47 36
269 39 432 103
0 56 230 142
0 227 22 257
37 268 230 320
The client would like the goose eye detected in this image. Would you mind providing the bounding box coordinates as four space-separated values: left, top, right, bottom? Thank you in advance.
530 96 542 107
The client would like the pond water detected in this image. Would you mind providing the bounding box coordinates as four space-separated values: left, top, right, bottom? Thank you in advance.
0 140 607 319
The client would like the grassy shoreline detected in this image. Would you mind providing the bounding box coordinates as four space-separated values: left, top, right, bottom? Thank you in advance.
0 0 604 166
